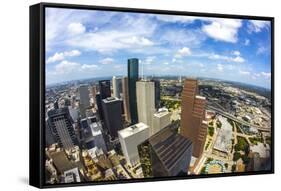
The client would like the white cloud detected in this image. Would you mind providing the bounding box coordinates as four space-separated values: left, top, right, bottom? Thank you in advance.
232 56 245 63
239 70 250 75
202 18 242 43
99 57 114 65
119 36 154 46
46 50 81 63
232 51 241 56
46 52 64 64
52 60 99 75
67 22 86 35
160 29 206 46
217 64 224 71
261 72 271 78
208 52 245 63
175 47 191 58
257 46 269 55
54 60 81 75
65 14 157 53
154 15 196 23
81 64 99 70
251 72 271 80
142 56 156 65
244 39 250 46
248 20 270 33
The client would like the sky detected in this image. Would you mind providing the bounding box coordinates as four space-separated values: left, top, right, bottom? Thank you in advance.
45 8 272 89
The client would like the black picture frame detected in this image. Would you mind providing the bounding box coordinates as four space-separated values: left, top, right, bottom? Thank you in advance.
29 2 274 188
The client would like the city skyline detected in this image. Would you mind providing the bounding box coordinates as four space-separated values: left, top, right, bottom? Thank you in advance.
46 8 271 88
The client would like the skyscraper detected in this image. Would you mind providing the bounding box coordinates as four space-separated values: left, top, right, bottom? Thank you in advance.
122 77 131 123
79 85 90 108
138 123 193 177
47 107 79 150
102 97 123 139
79 85 90 118
118 122 149 166
136 80 155 135
152 108 171 136
95 94 103 120
151 79 161 109
112 76 122 99
91 85 96 102
180 79 207 158
99 80 111 99
128 58 139 124
45 121 56 147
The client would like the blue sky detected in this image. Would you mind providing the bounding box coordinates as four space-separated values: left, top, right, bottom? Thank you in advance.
45 8 271 89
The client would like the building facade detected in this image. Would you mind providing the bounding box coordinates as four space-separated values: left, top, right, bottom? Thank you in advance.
180 79 207 158
118 122 149 166
112 76 122 99
122 77 131 123
128 58 139 124
136 80 155 135
47 107 79 150
102 97 123 139
79 84 90 108
99 80 111 99
152 108 171 136
152 79 161 109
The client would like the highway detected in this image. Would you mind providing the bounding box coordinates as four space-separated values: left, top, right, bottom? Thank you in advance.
206 105 271 132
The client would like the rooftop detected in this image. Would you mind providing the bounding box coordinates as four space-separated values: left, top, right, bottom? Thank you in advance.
118 122 149 138
148 125 192 171
195 95 206 100
102 97 120 103
154 108 170 118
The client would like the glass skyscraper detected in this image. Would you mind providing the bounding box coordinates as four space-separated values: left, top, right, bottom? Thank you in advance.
128 58 139 124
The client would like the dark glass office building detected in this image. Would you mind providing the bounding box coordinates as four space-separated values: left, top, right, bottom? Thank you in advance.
138 123 193 177
101 97 123 139
95 93 104 120
99 80 111 99
47 107 79 150
128 58 139 124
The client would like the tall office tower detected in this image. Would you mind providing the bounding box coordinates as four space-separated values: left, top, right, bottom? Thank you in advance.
45 120 56 147
151 79 161 109
102 97 123 139
152 108 171 135
99 80 111 99
79 85 90 118
95 94 103 120
71 96 76 108
180 79 207 158
128 58 139 124
122 77 131 123
138 123 193 177
91 85 96 101
118 122 149 166
79 84 90 108
112 76 122 99
47 107 79 150
136 80 155 135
